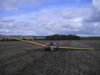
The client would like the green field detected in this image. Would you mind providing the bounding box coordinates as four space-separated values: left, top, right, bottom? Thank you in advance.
81 37 100 40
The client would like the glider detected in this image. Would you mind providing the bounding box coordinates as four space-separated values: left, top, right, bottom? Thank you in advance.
13 37 93 51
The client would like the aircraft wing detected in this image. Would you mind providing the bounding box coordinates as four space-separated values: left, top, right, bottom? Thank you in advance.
13 38 93 50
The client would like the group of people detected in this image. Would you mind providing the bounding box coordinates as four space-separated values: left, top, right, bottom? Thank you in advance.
44 41 59 51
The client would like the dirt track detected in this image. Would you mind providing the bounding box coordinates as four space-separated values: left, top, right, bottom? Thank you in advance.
0 40 100 75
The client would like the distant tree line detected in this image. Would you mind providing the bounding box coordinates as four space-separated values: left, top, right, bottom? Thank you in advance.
44 34 80 40
0 34 80 41
0 38 18 41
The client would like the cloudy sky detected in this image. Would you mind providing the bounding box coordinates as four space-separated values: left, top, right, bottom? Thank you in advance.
0 0 100 36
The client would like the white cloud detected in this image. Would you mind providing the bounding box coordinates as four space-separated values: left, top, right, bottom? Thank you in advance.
77 0 100 36
0 7 90 35
0 0 45 11
93 0 100 11
1 0 100 36
0 0 89 12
